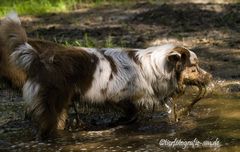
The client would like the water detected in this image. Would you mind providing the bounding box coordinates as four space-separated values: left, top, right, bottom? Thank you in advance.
0 90 239 152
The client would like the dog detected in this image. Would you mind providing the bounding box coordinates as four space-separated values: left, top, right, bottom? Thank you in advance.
0 12 211 138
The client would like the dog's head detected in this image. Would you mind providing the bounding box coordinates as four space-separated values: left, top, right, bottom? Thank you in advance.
167 46 212 90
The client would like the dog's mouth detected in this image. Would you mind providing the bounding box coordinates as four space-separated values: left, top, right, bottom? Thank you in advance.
183 78 209 103
189 82 207 106
182 71 212 99
183 75 212 86
173 72 213 119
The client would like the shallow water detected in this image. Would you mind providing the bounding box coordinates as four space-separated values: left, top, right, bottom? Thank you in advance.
0 91 239 152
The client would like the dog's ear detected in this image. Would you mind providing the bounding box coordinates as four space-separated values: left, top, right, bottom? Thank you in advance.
167 51 181 64
167 51 187 71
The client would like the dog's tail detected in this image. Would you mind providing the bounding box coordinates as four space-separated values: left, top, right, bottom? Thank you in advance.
0 12 38 72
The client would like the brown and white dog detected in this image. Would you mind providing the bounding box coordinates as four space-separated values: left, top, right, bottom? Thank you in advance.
0 13 211 138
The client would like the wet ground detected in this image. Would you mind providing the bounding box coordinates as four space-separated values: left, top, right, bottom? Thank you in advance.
0 1 240 151
0 83 240 152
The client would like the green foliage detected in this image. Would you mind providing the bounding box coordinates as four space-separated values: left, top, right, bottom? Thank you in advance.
83 33 96 47
0 0 70 16
51 33 119 48
0 0 134 17
105 35 114 48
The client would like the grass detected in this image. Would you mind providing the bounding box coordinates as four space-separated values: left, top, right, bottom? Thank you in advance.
0 0 134 17
0 0 239 17
0 0 71 16
53 33 120 48
105 35 115 48
59 33 97 48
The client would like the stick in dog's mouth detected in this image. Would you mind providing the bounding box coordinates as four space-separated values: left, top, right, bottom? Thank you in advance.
177 84 206 116
173 70 212 121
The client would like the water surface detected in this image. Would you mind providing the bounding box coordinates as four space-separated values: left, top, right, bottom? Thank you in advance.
0 88 239 152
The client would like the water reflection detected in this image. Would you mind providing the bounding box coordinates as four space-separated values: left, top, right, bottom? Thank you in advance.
0 91 240 152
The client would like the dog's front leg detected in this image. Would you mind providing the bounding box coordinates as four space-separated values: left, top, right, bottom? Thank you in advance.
114 99 138 125
163 98 177 122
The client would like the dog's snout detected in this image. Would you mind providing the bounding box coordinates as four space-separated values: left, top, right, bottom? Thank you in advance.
183 66 213 86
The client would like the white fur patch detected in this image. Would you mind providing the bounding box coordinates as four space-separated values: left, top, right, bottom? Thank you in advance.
5 11 21 25
83 50 112 102
189 50 198 64
81 44 184 108
10 43 36 70
104 49 139 102
23 80 40 103
83 48 138 103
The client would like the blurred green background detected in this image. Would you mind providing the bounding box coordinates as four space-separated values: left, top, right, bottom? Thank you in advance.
0 0 133 16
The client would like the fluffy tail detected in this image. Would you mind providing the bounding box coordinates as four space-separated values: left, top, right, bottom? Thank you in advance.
0 12 38 72
0 12 27 51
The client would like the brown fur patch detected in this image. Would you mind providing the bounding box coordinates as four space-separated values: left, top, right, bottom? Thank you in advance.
0 20 27 52
182 66 212 86
125 49 141 66
98 49 118 74
0 20 27 88
105 55 118 74
172 46 191 66
101 88 107 95
4 36 100 138
42 46 99 94
109 73 114 80
172 46 212 92
24 43 99 138
167 47 192 92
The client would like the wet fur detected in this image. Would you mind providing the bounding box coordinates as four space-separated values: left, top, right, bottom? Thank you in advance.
0 12 211 138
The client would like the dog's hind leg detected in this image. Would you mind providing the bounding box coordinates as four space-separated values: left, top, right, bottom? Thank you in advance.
27 86 73 139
